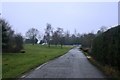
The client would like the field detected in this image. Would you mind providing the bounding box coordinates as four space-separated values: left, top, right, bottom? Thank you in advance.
2 44 72 78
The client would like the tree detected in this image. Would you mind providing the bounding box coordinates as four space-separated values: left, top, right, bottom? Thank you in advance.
1 19 23 53
97 26 107 35
25 39 32 44
26 28 39 45
56 28 64 48
52 31 59 46
13 34 23 52
44 23 53 47
64 30 70 45
79 33 95 48
25 38 38 44
1 19 13 52
71 34 76 45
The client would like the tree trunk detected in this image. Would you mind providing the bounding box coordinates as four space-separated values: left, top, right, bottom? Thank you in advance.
55 43 57 47
32 36 35 45
61 44 63 49
48 42 50 48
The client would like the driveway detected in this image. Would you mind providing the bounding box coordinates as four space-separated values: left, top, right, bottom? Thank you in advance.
24 47 106 78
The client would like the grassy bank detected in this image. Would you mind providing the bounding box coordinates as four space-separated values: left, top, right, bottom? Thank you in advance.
2 44 72 78
80 49 120 80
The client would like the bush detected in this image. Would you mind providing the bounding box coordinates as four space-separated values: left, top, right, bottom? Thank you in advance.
12 34 23 52
20 50 25 53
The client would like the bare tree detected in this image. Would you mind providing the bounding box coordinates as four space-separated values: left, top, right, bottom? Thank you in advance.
44 23 53 47
100 26 107 32
56 28 64 48
52 31 59 46
97 26 108 35
26 28 39 45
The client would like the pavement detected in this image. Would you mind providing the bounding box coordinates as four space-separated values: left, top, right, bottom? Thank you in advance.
24 47 106 78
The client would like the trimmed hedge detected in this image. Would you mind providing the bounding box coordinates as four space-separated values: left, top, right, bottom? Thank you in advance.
91 25 120 70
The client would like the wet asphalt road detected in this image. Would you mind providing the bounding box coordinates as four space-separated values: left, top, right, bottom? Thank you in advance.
25 47 106 78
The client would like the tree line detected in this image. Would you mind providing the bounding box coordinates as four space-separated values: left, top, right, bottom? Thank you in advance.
1 18 108 53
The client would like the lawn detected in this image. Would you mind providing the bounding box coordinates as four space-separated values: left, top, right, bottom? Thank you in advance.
2 44 72 78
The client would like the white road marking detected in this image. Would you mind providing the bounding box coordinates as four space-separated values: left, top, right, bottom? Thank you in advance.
21 75 26 78
35 62 49 70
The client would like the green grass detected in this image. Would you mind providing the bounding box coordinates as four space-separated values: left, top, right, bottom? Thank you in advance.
2 44 72 78
0 54 2 79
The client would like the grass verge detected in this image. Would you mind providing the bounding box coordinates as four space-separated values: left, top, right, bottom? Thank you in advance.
80 49 120 80
2 44 72 78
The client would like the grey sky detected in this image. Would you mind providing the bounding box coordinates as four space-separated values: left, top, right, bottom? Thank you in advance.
118 1 120 25
1 2 118 36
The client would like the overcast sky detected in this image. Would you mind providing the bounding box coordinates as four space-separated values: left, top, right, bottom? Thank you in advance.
1 2 118 36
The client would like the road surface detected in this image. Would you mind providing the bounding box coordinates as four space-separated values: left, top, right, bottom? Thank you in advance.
24 47 106 78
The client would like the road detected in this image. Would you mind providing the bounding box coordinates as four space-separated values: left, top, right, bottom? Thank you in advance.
24 47 106 78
